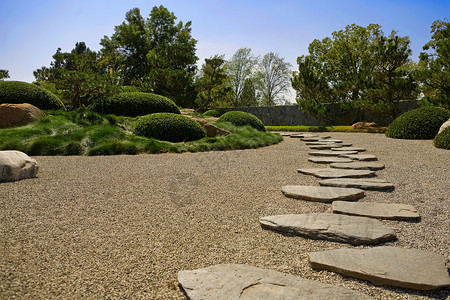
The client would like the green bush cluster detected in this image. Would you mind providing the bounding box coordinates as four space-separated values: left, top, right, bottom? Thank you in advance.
0 81 65 110
434 127 450 150
385 107 450 139
134 113 206 143
217 111 266 132
203 109 228 117
89 92 180 117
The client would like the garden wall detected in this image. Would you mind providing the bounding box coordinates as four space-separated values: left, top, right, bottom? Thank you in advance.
221 101 418 126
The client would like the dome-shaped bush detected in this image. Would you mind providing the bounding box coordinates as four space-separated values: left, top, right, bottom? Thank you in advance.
385 107 450 139
217 111 266 132
0 81 65 110
134 113 206 143
434 127 450 150
203 109 227 117
89 92 180 117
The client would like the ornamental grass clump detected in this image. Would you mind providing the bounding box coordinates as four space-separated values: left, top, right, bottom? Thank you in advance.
0 81 65 110
216 111 266 132
134 113 206 143
89 92 180 117
385 106 450 139
433 127 450 150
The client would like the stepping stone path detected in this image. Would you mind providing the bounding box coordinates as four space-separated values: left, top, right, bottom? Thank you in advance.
320 178 394 190
178 264 373 299
309 144 343 150
339 154 378 161
309 150 358 156
308 247 450 290
332 201 420 220
281 185 364 202
301 136 331 141
306 141 340 145
331 147 365 152
330 161 385 171
260 213 396 245
297 168 375 178
308 157 353 164
291 133 318 138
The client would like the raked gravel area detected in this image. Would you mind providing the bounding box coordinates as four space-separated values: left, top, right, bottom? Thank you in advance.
1 133 449 299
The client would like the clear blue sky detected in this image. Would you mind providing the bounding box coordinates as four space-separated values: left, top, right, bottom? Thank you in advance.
1 0 449 83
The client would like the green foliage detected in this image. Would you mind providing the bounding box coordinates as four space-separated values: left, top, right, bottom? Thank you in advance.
134 113 206 142
217 111 266 132
0 81 65 110
385 106 450 139
89 92 180 117
266 125 387 133
203 108 228 117
434 127 450 149
0 69 10 80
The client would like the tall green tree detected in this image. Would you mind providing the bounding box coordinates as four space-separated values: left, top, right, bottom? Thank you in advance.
100 6 198 107
0 69 9 81
417 18 449 108
34 42 114 108
240 78 259 106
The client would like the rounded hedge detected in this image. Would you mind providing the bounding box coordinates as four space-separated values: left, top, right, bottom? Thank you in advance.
89 92 180 117
434 127 450 150
0 81 65 110
203 109 227 117
385 107 450 139
134 113 206 143
217 111 266 132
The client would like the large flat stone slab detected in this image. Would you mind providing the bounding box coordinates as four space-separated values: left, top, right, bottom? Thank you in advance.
282 186 364 202
297 168 375 178
308 247 450 290
332 201 420 220
320 178 394 190
178 264 373 299
331 147 365 152
339 154 378 161
310 144 343 150
260 213 396 245
0 150 39 182
308 157 353 164
309 150 358 156
291 133 318 138
330 162 385 171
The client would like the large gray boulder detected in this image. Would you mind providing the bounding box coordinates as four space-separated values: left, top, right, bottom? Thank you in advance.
178 264 373 299
438 118 450 134
0 151 39 182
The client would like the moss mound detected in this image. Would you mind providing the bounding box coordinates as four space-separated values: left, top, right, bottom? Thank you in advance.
134 113 206 142
0 81 65 110
203 109 227 117
434 127 450 150
217 111 266 132
89 92 180 117
385 107 450 139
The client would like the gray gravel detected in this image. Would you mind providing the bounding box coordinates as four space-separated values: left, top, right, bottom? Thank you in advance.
1 133 449 299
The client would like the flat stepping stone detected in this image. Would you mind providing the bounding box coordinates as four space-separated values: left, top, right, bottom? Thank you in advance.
309 144 343 150
282 186 364 202
301 136 331 141
308 157 353 164
320 178 394 190
306 141 339 145
297 168 375 178
331 147 365 152
280 133 291 136
291 133 318 138
339 154 378 161
178 264 373 299
340 143 353 147
330 162 385 171
332 201 420 220
308 246 450 290
260 213 396 245
309 150 358 156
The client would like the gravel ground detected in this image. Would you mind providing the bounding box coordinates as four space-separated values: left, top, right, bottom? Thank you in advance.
1 133 449 299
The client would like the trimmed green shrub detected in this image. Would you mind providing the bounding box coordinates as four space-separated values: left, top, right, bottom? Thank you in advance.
203 108 228 117
385 107 450 139
434 127 450 150
0 81 65 110
89 92 180 117
217 111 266 132
134 113 206 142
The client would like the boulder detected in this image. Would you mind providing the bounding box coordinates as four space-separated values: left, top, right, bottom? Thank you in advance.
438 118 450 134
186 116 230 137
0 150 39 182
0 103 45 128
351 122 378 129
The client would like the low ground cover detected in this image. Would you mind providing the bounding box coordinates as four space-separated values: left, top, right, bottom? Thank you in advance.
266 125 387 133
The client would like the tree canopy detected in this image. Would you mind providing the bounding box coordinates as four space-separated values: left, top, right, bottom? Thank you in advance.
0 69 9 81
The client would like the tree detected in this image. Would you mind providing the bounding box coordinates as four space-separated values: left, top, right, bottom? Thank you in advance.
100 6 198 107
0 69 9 81
256 52 292 106
240 78 259 106
226 48 259 106
34 42 114 108
195 55 230 111
416 18 449 109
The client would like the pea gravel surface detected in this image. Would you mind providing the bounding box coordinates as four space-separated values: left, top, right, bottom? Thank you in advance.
1 133 449 299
